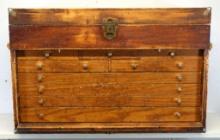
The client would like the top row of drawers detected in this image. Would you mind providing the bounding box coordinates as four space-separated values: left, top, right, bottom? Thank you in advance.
17 50 203 72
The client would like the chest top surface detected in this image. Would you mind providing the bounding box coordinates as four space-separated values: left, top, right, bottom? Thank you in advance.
9 8 211 50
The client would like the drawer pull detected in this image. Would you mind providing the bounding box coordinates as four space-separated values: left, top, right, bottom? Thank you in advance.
38 85 44 93
174 97 182 105
131 63 138 70
37 74 43 82
176 62 184 69
36 61 43 70
38 113 44 119
169 52 176 57
174 112 181 118
82 63 88 70
44 52 50 58
177 87 182 92
107 52 113 57
38 98 44 105
176 74 183 81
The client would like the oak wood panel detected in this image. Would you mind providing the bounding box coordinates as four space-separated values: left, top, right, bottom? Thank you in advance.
10 25 210 50
20 107 201 123
18 72 201 87
9 8 211 25
20 95 201 107
17 57 108 72
18 83 200 96
157 57 202 72
111 57 202 72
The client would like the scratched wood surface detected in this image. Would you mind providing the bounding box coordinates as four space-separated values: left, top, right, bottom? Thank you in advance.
18 83 200 96
20 95 201 107
10 25 210 49
20 107 201 123
9 8 211 25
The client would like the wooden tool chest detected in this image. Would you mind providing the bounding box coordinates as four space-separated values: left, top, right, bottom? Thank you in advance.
8 8 211 133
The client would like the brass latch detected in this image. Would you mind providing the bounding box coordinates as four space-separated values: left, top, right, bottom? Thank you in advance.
102 17 118 40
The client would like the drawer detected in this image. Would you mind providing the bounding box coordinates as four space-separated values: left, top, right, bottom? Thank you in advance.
20 107 201 123
17 57 108 72
18 79 201 96
18 72 202 84
111 58 157 72
20 94 201 107
18 73 202 95
111 50 203 72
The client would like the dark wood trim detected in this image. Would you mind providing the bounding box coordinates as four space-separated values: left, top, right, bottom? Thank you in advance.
10 49 19 128
16 122 204 133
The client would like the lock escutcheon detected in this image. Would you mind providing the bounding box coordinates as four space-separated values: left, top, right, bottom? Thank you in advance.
102 17 118 40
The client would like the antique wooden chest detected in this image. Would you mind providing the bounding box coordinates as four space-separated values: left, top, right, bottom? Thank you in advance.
8 8 211 133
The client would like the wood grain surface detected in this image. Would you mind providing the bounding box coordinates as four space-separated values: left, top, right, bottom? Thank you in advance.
20 107 201 123
9 8 211 25
10 25 210 49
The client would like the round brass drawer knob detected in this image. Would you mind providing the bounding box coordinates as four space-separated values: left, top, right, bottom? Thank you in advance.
169 52 176 57
174 97 182 105
177 87 182 92
82 63 88 70
176 74 183 81
36 61 43 70
131 63 138 70
37 74 43 82
174 112 181 118
38 113 44 119
176 62 184 69
38 85 44 93
107 52 113 57
38 98 44 105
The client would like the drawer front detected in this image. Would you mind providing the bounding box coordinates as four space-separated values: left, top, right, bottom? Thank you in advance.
111 50 203 72
111 58 157 72
20 94 201 107
17 58 108 72
18 82 201 96
18 72 202 85
111 57 202 72
20 107 201 123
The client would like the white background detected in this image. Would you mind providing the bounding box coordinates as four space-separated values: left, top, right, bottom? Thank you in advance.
0 0 219 114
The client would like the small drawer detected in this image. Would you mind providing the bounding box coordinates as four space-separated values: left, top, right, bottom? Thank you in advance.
17 57 80 72
79 59 108 72
158 57 203 72
111 58 157 72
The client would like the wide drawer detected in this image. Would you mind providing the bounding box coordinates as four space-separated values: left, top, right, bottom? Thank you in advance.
20 94 201 107
20 107 201 123
18 82 201 96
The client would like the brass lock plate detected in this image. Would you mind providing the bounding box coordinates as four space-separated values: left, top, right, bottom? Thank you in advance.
102 17 118 40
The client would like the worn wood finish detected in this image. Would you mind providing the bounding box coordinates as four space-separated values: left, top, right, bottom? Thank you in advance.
17 58 109 72
20 107 201 123
10 25 210 50
16 122 204 133
20 95 201 107
9 8 211 25
18 83 200 96
111 57 202 72
9 8 211 133
17 56 202 72
18 72 201 85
